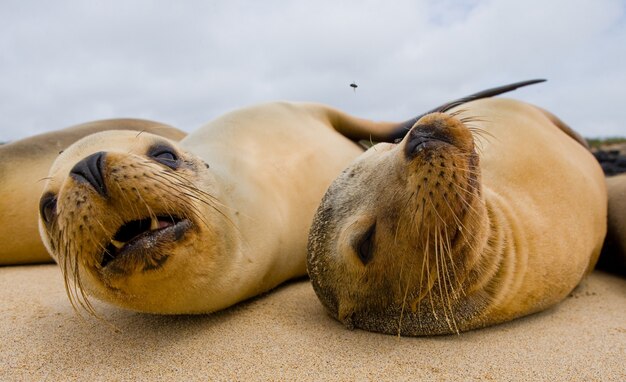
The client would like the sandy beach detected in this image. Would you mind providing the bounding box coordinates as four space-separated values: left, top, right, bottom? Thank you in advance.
1 264 625 381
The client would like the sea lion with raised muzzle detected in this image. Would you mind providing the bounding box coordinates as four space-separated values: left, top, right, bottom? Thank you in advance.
307 97 606 335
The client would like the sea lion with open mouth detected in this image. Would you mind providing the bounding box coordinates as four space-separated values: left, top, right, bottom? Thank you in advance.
307 97 606 335
37 103 388 314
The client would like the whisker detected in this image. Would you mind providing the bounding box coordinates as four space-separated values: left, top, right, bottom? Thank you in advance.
415 198 428 330
424 222 438 321
150 172 237 233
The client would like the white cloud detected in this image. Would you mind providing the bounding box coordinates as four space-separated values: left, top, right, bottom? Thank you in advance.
0 0 624 141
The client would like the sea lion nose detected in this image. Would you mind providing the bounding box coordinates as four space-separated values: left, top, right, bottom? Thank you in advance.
70 151 107 196
404 124 452 159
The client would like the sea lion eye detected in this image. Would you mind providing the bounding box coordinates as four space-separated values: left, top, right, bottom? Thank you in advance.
148 144 179 169
39 193 57 225
356 224 376 265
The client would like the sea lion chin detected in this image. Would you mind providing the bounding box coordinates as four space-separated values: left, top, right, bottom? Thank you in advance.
307 98 607 336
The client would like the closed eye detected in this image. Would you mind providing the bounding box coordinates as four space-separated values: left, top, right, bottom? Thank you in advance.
39 192 57 225
356 224 376 265
147 144 180 169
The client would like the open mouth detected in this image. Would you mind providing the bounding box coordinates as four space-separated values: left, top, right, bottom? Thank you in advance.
101 215 190 268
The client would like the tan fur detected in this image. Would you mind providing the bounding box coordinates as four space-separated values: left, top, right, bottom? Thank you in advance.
307 98 607 335
472 99 605 319
0 119 186 265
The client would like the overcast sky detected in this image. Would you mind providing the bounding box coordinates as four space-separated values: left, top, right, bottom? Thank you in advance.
1 0 624 142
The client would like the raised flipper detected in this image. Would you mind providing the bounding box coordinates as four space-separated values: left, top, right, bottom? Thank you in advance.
311 79 546 142
388 79 547 141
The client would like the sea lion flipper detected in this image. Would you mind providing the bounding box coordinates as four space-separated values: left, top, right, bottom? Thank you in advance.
435 79 547 113
388 79 547 141
318 79 546 143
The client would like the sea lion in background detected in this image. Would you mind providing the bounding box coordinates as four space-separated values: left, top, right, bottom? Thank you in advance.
36 80 542 315
0 119 186 265
596 174 626 274
307 98 606 336
592 147 626 273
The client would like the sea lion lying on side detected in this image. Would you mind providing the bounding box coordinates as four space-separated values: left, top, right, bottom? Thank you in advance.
307 97 607 335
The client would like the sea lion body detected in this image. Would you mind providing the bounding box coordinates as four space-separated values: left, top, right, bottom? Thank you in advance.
308 98 607 335
38 102 404 314
0 119 186 265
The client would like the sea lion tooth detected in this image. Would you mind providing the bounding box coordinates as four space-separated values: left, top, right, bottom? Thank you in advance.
150 217 159 231
110 239 125 249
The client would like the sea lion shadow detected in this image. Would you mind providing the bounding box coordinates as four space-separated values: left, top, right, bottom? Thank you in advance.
98 276 312 336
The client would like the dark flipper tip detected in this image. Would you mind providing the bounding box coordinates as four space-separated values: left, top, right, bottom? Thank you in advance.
439 79 547 113
388 79 547 142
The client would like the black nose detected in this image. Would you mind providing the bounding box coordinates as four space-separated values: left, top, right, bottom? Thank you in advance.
70 151 107 196
404 125 452 159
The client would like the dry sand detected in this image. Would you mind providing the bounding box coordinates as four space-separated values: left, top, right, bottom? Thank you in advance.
1 265 625 381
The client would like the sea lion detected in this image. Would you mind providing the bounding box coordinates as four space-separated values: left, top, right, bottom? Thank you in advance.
0 119 186 265
593 145 626 274
307 98 607 335
596 174 626 274
37 103 394 314
36 80 542 314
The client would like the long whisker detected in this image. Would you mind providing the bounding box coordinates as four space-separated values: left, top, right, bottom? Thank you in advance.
153 170 240 229
425 220 438 321
438 227 460 334
430 200 453 330
442 222 464 298
413 198 427 331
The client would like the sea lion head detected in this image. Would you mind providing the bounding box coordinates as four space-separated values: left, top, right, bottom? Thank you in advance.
39 130 235 314
308 112 490 335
